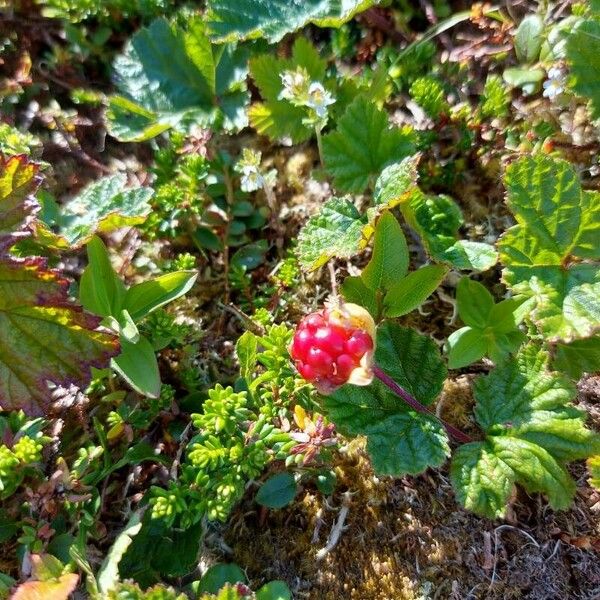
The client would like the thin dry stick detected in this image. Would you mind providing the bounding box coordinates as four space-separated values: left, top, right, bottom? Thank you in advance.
316 491 352 560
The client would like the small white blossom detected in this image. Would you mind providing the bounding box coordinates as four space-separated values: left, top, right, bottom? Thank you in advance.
543 66 566 99
278 68 310 102
306 82 336 119
234 148 277 193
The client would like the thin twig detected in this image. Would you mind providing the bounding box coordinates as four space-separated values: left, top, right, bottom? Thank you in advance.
316 491 352 560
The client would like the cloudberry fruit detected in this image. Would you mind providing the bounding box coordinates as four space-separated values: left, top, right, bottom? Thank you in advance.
290 302 375 394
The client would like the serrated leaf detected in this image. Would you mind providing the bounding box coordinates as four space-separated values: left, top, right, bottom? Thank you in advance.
383 264 448 318
324 324 449 475
362 211 409 291
500 154 600 341
553 336 600 380
297 197 366 270
36 174 153 249
372 157 420 209
236 331 258 381
452 345 600 517
567 18 600 120
325 380 449 475
108 18 249 141
375 322 447 406
207 0 374 43
0 156 119 416
322 95 415 193
401 190 497 271
451 441 515 519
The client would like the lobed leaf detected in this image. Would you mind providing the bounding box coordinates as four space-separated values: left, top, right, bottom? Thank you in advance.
500 154 600 341
322 95 415 193
0 156 119 416
206 0 374 43
36 174 154 249
108 18 249 141
451 345 600 518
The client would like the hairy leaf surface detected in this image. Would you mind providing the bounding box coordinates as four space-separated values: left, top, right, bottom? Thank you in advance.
500 154 600 341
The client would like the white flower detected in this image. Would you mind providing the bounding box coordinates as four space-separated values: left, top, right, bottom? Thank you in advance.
306 82 336 119
239 167 264 193
543 67 566 99
278 68 309 102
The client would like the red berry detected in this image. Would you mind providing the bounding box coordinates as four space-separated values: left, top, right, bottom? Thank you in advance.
336 353 357 379
313 325 347 355
290 304 375 393
291 328 313 360
304 313 326 330
297 362 316 381
345 331 373 358
306 347 334 375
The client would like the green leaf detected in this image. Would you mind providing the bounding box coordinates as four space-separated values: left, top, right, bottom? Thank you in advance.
325 380 449 475
514 15 544 63
446 327 488 369
112 335 161 398
451 345 600 518
375 322 447 405
401 190 497 271
553 336 600 380
36 174 153 249
255 473 297 509
230 240 268 271
255 581 292 600
97 511 143 595
372 157 420 209
456 278 495 328
236 331 258 381
500 154 600 341
207 0 374 43
451 441 515 519
383 264 448 318
119 516 203 583
322 95 415 193
567 18 600 120
297 197 366 270
198 564 246 594
340 276 378 317
362 212 409 292
80 236 126 318
124 271 197 322
108 18 249 141
0 157 119 416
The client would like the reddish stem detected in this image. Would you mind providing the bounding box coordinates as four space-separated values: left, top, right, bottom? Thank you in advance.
372 365 472 444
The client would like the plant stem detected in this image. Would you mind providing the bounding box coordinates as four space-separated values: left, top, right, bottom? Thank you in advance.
372 365 472 444
315 125 324 168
